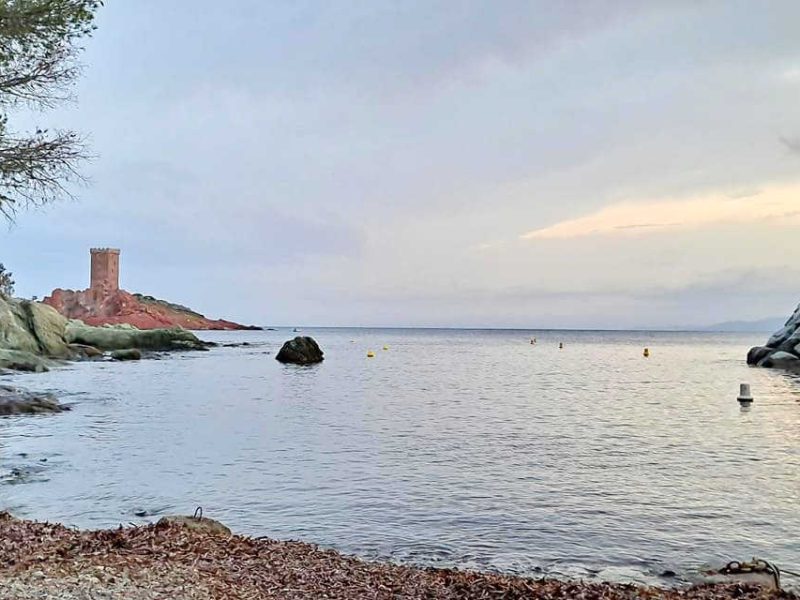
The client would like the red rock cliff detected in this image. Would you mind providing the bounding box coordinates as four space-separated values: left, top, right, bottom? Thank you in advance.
43 248 260 331
43 288 260 331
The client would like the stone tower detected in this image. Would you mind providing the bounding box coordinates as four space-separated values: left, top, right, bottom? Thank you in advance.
89 248 120 300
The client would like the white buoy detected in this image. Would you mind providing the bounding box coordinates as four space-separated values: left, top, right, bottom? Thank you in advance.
737 383 753 404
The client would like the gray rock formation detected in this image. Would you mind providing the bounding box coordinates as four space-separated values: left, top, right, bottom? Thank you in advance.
0 296 74 359
65 321 209 352
0 386 69 415
68 343 103 359
0 349 54 373
111 348 142 361
276 336 324 365
157 515 231 535
747 302 800 372
0 295 210 372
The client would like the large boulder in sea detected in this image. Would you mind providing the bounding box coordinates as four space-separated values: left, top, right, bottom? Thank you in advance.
747 302 800 372
276 336 324 365
65 321 210 352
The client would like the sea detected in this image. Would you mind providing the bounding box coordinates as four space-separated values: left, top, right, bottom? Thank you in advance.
1 328 798 586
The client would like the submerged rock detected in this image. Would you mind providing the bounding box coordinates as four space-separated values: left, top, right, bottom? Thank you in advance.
0 349 53 373
275 336 324 365
111 348 142 361
747 302 800 371
0 386 69 415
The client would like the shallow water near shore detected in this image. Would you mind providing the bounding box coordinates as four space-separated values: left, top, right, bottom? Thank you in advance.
1 328 798 587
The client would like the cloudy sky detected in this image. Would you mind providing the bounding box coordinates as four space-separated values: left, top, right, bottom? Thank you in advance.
3 1 800 328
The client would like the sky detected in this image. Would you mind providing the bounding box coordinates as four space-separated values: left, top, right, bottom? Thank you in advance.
2 0 800 328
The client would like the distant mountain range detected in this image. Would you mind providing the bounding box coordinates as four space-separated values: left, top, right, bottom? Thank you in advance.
698 317 786 333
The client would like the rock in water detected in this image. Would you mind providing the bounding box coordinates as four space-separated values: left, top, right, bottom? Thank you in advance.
69 343 103 359
747 301 800 371
65 322 209 352
111 348 142 361
0 386 69 415
0 349 53 373
276 336 324 365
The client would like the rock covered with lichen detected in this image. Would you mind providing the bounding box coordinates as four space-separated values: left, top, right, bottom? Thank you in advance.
0 295 211 373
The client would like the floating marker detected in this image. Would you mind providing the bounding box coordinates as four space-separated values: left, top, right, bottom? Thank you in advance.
737 383 753 404
643 347 650 358
367 351 376 358
382 345 389 351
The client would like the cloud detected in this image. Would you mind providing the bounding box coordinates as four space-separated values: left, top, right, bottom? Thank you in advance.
780 136 800 154
520 183 800 240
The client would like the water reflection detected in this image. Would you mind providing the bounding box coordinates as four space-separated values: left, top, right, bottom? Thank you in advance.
0 328 797 587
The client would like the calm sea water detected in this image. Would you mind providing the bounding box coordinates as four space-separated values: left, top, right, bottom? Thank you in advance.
1 328 799 585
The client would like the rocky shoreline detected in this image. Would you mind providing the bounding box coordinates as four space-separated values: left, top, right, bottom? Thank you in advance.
0 294 217 412
0 513 793 600
0 294 212 374
747 302 800 372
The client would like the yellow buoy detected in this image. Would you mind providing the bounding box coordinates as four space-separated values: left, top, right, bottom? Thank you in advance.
382 345 389 351
643 347 650 358
367 351 376 358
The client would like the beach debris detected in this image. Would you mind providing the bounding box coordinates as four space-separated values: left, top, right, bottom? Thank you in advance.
0 513 794 599
702 559 781 590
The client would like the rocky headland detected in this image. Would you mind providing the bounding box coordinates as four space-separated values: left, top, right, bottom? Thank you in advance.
44 288 260 331
747 302 800 372
0 294 210 373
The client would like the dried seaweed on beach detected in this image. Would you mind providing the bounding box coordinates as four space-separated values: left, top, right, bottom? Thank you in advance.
0 513 794 600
